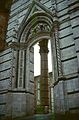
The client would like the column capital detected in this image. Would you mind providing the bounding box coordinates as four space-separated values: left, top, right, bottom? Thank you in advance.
8 42 28 50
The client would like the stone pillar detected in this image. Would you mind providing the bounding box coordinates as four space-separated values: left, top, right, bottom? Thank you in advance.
39 39 49 113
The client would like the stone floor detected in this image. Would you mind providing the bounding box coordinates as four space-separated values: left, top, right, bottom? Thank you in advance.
13 114 53 120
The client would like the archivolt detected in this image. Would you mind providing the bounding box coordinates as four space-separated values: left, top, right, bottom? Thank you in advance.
22 17 51 42
18 11 53 45
26 31 51 48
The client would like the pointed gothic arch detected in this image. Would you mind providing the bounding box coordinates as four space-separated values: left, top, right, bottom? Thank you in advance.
15 0 55 90
18 1 54 43
9 0 63 115
9 0 63 91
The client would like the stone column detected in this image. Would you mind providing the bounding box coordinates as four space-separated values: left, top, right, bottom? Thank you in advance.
39 39 49 113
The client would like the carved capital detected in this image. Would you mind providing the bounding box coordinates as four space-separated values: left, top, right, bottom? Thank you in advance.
9 42 27 50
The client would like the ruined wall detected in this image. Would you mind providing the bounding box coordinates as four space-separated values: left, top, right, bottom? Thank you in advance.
0 0 52 119
0 0 79 119
52 0 79 118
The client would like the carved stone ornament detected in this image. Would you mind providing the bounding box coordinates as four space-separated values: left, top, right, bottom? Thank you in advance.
29 23 50 38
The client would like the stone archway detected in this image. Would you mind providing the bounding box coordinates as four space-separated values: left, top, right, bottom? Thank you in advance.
18 14 53 114
9 0 63 117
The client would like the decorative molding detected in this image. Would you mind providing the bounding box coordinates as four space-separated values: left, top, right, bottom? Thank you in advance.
18 0 53 42
67 90 79 95
53 76 66 86
8 89 34 95
53 15 63 77
53 72 79 87
8 42 28 50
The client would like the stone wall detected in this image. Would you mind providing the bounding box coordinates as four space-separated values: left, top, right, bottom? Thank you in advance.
52 0 79 119
0 0 52 119
0 0 79 119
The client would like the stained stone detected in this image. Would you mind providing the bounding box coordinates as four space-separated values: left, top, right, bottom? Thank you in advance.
0 0 79 119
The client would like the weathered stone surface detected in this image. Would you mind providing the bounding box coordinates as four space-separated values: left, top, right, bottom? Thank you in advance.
0 94 6 103
0 69 11 80
0 0 79 119
29 82 34 94
54 81 66 113
26 93 34 115
62 58 78 75
59 27 72 38
0 61 11 71
59 35 74 49
12 93 26 117
0 79 10 90
29 71 34 82
0 104 6 115
68 93 79 108
75 39 79 51
72 26 79 38
61 46 76 60
57 0 68 11
66 78 79 92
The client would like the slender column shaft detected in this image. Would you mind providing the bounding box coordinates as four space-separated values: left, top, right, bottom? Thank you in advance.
39 40 49 113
